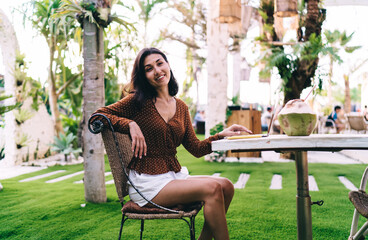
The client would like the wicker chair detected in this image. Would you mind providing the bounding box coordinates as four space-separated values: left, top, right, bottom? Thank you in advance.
347 115 368 134
88 114 202 240
348 167 368 239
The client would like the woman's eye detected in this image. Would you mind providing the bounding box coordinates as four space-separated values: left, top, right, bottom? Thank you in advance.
157 62 163 66
145 67 152 72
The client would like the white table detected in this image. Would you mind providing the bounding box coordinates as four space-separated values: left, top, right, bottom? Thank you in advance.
212 134 368 240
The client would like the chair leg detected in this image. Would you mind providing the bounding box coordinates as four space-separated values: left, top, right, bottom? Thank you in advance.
119 214 127 240
190 216 196 240
140 219 144 240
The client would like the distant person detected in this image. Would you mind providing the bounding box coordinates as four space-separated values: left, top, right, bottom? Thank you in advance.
194 110 205 125
193 110 206 134
327 105 345 133
261 106 272 131
364 105 368 122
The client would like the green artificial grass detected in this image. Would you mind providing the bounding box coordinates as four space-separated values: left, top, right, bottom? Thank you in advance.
1 138 367 239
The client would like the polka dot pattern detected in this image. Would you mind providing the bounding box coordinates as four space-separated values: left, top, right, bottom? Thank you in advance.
93 94 221 175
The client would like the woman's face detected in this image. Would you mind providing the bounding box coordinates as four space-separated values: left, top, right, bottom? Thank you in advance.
143 53 171 90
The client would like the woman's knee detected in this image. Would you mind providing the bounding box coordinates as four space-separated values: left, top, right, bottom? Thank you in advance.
220 178 234 198
205 180 224 199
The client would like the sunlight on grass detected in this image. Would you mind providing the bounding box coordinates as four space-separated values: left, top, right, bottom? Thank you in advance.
1 146 367 239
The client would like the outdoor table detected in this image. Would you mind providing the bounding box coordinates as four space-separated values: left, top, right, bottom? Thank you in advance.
212 134 368 240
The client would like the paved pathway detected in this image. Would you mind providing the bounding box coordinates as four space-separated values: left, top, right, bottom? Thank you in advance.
0 166 46 180
0 168 363 193
1 149 366 193
19 170 66 182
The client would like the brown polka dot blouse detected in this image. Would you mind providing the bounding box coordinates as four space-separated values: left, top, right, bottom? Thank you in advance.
93 94 222 175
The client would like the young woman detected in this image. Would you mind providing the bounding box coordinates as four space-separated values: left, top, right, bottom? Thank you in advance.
93 48 251 240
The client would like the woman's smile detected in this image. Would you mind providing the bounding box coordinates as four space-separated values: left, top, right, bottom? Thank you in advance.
144 53 171 88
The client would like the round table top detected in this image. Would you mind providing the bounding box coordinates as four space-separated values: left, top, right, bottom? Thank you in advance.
212 134 368 152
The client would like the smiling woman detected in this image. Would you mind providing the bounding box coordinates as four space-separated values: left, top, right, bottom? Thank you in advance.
91 47 252 240
143 54 171 90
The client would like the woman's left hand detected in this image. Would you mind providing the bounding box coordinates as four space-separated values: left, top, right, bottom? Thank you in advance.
218 124 252 139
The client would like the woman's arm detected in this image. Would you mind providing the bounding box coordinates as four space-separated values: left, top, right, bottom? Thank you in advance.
181 105 251 157
91 94 135 134
92 95 147 158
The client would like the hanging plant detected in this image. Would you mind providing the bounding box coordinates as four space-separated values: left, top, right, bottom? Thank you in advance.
16 134 30 149
52 0 135 30
13 52 45 111
14 108 34 125
0 94 19 116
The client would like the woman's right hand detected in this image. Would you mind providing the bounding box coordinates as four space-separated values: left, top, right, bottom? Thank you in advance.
129 121 147 158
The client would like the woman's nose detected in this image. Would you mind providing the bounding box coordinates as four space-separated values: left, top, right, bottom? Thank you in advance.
153 66 160 75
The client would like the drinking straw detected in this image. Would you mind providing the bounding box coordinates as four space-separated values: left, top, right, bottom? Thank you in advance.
304 85 316 101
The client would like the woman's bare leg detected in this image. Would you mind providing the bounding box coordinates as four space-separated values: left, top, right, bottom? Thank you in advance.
150 178 231 240
189 176 234 240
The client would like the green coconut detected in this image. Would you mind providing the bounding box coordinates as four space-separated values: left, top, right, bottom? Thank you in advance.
278 99 317 136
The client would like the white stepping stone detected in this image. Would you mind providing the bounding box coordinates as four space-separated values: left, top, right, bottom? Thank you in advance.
224 157 239 163
270 174 282 190
239 157 264 163
46 170 84 183
212 173 221 177
19 170 66 182
106 179 115 185
74 172 112 184
338 176 358 191
234 173 250 189
309 175 319 191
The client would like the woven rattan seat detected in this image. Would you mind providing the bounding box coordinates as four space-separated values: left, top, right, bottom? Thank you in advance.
89 114 202 240
348 167 368 240
349 191 368 218
123 200 202 219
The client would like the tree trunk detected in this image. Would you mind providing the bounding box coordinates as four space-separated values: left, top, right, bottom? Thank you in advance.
48 38 64 134
327 55 334 106
0 9 20 166
284 0 323 104
206 1 229 137
344 74 351 113
82 16 106 203
232 48 241 99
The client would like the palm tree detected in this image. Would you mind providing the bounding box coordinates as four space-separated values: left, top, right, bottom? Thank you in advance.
81 0 110 203
259 0 326 104
324 29 361 107
135 0 167 47
342 58 368 113
31 0 80 134
52 0 136 204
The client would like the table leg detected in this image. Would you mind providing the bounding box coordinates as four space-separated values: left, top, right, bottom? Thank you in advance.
295 151 312 240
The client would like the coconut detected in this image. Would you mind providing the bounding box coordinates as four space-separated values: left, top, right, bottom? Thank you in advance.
277 99 317 136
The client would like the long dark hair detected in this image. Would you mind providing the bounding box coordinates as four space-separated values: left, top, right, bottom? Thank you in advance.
131 48 179 105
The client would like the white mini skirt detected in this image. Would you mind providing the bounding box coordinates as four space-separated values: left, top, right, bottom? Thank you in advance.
128 167 190 207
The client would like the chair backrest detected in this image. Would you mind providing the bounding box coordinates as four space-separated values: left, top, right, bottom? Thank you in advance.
101 129 133 204
347 115 367 131
318 115 337 134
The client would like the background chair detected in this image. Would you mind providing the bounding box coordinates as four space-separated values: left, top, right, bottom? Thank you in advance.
317 116 337 134
347 114 368 134
348 167 368 239
88 114 202 240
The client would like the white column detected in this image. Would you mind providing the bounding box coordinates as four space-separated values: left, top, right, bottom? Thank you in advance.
0 9 20 166
206 0 229 137
232 50 241 98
